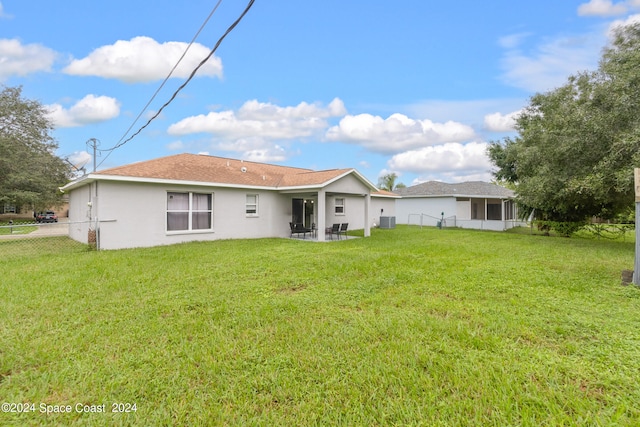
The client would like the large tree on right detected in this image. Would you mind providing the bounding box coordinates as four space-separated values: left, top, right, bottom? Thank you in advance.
488 23 640 222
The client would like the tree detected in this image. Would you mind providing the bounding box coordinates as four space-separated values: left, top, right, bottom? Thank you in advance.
378 173 405 192
488 23 640 223
0 86 71 212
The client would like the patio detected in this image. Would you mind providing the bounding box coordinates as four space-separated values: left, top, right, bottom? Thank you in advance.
288 224 358 242
289 233 359 242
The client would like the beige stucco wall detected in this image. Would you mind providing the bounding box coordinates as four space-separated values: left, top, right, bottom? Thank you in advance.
324 173 369 195
324 194 366 230
321 175 373 231
67 183 93 244
71 180 293 250
370 196 396 227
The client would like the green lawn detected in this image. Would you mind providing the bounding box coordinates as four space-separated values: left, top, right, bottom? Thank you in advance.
1 226 639 426
0 223 37 235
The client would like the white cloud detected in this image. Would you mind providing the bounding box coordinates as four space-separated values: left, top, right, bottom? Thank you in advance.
166 140 184 151
498 33 532 49
388 141 492 181
66 151 92 171
238 97 346 121
63 36 223 83
168 99 345 162
0 2 12 19
0 39 56 80
578 0 628 16
325 113 476 154
501 5 640 93
608 13 640 36
206 136 287 162
483 109 522 132
47 94 120 128
243 145 287 163
499 32 604 93
405 98 527 129
168 98 345 139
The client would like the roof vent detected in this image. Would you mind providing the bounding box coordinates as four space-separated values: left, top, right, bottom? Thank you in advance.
241 167 247 173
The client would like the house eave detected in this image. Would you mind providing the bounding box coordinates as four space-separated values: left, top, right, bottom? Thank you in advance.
399 193 514 199
372 193 402 199
61 174 280 191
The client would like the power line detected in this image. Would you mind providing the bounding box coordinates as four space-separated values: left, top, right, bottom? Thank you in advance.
106 0 224 154
97 0 255 169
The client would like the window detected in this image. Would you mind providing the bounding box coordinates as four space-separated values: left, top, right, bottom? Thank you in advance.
246 194 258 216
167 192 212 232
335 197 345 215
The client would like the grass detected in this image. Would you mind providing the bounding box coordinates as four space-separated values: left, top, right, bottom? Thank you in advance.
0 223 37 235
0 236 89 256
1 226 639 425
0 214 40 235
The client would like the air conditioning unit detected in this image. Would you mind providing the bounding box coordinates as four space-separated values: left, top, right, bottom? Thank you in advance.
379 216 396 229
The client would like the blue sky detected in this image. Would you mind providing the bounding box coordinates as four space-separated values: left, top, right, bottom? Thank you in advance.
2 0 639 187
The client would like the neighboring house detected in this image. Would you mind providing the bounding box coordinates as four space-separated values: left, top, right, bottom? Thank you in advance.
60 153 380 249
395 181 525 231
1 197 69 218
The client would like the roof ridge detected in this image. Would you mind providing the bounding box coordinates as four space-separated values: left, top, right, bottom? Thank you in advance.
194 153 315 173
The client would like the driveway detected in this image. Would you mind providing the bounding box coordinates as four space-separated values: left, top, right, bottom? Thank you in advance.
0 219 70 240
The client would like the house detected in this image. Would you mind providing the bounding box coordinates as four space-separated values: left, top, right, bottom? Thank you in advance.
60 153 381 249
395 181 525 231
1 196 69 218
369 189 400 228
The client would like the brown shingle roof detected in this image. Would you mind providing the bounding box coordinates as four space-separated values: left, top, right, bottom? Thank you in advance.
372 189 400 198
92 153 355 189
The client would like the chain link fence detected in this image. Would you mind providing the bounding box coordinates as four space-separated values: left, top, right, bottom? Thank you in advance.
0 218 96 258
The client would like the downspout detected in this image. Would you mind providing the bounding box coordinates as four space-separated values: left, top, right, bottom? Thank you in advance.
364 193 371 237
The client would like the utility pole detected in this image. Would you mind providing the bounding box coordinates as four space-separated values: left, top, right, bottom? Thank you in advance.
87 138 99 172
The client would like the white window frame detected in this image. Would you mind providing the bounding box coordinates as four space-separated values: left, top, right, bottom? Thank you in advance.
166 191 213 233
246 194 259 217
335 197 345 215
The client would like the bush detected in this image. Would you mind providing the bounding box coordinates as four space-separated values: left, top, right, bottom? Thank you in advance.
536 220 585 237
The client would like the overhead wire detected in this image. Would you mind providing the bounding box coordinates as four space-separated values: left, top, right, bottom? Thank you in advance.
106 0 224 153
97 0 255 169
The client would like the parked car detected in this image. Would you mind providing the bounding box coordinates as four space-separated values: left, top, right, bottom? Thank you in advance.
36 211 58 223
